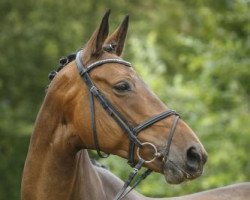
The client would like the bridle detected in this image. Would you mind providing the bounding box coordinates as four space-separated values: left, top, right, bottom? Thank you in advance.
49 50 180 200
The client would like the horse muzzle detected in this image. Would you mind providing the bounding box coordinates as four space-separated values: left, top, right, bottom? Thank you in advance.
162 144 208 184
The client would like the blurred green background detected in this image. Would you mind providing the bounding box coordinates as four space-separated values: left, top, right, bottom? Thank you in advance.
0 0 249 199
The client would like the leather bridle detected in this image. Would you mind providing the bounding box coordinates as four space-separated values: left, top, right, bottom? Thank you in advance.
49 50 180 200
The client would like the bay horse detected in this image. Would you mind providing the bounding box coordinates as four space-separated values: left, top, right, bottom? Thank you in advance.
21 10 248 200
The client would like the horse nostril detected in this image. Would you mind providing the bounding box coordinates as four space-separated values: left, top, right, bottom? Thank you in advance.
186 146 201 172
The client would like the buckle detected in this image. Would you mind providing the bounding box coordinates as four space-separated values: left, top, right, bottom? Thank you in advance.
90 86 99 95
79 68 87 76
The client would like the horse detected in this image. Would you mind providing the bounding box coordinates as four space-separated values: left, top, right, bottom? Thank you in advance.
20 10 247 200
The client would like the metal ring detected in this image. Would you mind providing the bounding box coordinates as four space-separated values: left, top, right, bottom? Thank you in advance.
136 142 159 163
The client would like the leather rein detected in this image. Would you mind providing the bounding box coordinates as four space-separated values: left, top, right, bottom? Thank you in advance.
49 50 180 200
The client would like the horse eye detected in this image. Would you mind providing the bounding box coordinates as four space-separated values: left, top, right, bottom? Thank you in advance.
113 82 131 92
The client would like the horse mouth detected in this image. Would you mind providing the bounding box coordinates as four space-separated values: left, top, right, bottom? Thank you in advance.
162 160 201 184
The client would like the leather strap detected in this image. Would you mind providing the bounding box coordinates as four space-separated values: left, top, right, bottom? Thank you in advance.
76 51 179 165
163 116 180 162
76 52 142 147
128 110 179 166
113 159 145 200
50 50 181 200
118 169 152 199
133 110 178 133
89 87 109 158
74 50 180 199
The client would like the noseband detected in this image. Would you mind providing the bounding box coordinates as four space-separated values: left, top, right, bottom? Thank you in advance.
50 50 180 200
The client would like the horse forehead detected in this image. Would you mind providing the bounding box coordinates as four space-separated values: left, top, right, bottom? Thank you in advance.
92 62 136 80
90 53 138 81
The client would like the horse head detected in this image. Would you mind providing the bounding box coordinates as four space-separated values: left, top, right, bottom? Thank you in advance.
48 10 207 185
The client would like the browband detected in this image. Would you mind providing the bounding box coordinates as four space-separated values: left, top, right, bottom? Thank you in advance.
76 51 132 76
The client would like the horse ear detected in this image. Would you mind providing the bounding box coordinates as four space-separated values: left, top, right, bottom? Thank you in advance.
104 15 129 56
83 10 110 63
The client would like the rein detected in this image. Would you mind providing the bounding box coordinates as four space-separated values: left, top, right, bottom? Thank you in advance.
49 50 180 200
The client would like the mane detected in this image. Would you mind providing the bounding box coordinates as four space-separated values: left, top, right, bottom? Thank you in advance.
48 44 115 82
48 52 77 81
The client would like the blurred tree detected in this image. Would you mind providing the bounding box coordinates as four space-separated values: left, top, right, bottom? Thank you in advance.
0 0 249 199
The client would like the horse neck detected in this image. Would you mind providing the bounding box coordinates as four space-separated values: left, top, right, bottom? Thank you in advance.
21 92 107 200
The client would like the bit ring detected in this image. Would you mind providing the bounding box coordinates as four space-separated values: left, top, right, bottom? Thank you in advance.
137 142 160 163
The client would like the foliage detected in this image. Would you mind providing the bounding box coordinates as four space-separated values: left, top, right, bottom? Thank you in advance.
0 0 249 199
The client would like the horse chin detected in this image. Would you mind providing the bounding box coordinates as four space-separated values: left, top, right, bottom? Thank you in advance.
163 160 187 184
